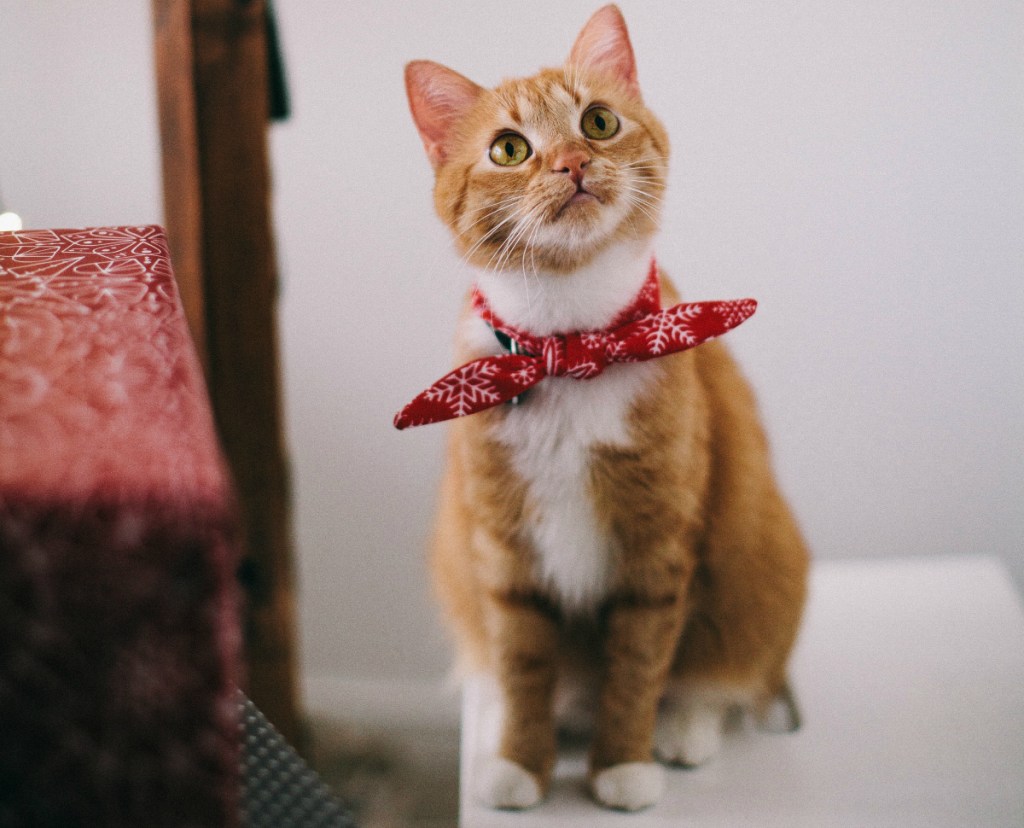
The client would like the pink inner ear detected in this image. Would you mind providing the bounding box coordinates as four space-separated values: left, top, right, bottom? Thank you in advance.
405 61 483 166
568 4 639 95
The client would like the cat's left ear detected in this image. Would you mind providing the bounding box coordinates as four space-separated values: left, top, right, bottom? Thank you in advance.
405 60 484 168
567 4 640 98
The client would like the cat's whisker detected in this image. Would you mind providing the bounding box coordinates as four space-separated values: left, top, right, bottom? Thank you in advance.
618 184 664 205
620 193 663 212
623 194 661 219
621 167 668 179
459 214 511 252
482 221 515 272
527 220 542 283
620 194 662 226
483 210 531 276
458 223 511 271
485 210 521 268
518 222 537 309
501 212 532 280
618 166 667 183
621 156 670 166
457 198 524 240
620 197 663 222
519 212 547 311
622 212 645 243
462 208 518 246
459 206 527 269
620 161 670 181
621 154 671 165
459 195 522 223
619 180 663 194
497 213 538 274
495 206 545 282
459 193 522 219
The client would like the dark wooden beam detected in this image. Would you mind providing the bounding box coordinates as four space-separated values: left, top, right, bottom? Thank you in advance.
152 0 302 746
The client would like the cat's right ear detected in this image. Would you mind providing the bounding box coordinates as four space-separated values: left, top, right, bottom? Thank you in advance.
568 5 640 97
405 61 483 168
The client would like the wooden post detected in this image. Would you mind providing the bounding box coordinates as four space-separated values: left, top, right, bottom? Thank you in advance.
152 0 206 355
152 0 302 745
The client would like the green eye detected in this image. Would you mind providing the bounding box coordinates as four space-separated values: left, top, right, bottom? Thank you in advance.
489 133 532 166
581 106 620 140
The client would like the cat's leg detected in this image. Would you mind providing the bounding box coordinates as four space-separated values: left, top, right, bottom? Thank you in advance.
659 608 804 766
655 676 800 766
654 685 733 767
553 673 597 739
474 585 560 809
588 587 687 811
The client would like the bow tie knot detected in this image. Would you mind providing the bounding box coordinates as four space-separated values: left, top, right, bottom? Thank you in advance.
540 332 608 380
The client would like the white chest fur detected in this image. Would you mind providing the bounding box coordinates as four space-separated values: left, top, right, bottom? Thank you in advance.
464 240 661 612
492 361 660 612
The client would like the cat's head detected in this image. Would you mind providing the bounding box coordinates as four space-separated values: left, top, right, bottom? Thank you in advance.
405 4 669 275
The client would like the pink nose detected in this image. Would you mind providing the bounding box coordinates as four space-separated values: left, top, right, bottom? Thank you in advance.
551 148 591 184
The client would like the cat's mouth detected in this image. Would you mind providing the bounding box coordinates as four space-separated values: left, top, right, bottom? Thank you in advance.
554 185 601 219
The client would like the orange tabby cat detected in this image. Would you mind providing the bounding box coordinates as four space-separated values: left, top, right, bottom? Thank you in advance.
404 4 808 812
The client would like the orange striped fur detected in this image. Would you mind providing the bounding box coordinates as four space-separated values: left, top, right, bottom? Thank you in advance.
406 5 808 811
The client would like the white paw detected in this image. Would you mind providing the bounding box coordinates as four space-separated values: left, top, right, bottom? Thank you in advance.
474 756 542 810
591 762 664 811
655 706 723 767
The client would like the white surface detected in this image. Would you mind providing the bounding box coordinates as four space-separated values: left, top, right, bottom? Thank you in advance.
459 556 1024 826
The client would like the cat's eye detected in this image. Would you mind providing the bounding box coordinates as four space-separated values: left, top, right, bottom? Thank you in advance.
489 133 532 166
581 106 620 140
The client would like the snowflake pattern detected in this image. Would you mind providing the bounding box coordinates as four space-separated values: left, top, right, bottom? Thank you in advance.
636 305 701 355
719 299 759 329
396 260 757 429
395 355 544 428
424 360 504 416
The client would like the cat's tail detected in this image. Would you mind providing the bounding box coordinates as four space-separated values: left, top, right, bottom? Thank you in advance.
755 678 802 734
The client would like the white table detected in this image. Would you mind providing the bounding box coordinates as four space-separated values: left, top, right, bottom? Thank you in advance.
460 556 1024 826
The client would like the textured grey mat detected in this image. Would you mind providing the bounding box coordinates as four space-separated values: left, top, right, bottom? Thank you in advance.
240 693 357 827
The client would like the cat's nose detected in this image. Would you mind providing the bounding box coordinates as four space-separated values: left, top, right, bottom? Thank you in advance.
551 148 591 184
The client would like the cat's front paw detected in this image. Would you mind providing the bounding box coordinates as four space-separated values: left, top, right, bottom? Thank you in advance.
591 761 664 811
474 756 542 810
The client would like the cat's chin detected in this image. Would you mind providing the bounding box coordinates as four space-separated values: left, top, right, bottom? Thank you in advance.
525 213 639 274
529 227 650 275
521 241 612 275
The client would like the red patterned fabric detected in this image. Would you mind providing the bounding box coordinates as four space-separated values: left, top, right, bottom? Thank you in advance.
394 261 756 429
0 226 241 826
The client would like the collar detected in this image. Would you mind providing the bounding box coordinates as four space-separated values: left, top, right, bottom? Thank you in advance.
393 259 757 429
471 258 662 348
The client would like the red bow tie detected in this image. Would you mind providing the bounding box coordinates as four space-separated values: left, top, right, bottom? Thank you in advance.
394 261 756 430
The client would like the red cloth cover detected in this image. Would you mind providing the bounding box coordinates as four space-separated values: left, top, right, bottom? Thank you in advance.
0 226 241 826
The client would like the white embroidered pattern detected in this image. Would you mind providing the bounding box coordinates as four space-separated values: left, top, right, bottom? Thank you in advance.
0 226 226 505
635 305 701 355
424 360 504 416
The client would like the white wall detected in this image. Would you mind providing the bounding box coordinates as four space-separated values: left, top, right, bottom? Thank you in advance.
2 2 1022 705
0 1 161 228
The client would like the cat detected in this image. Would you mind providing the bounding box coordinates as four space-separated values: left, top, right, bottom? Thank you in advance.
402 4 809 812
